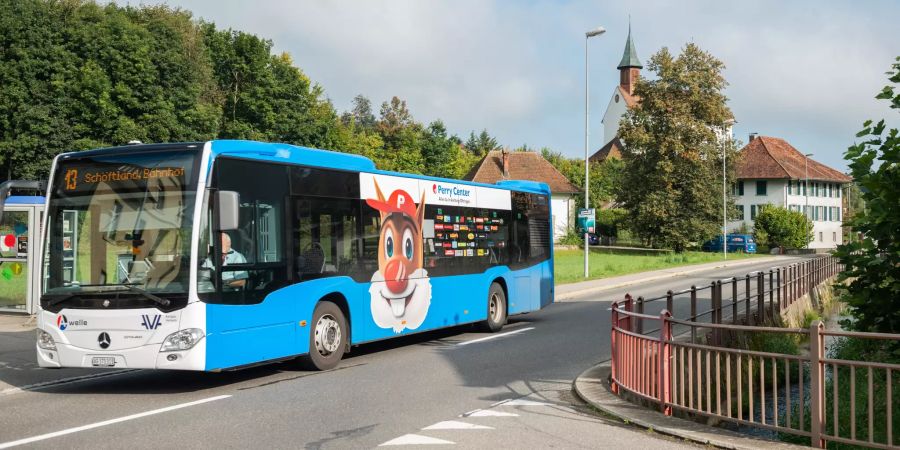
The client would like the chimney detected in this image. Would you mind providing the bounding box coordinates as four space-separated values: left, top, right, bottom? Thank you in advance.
749 132 758 142
501 149 510 178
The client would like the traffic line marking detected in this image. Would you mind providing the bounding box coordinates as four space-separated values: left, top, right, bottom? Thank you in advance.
492 398 553 407
455 327 534 346
422 421 493 430
0 395 231 449
462 409 519 418
379 434 455 446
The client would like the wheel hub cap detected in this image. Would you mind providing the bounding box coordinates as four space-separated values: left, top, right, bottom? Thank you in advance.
314 315 341 356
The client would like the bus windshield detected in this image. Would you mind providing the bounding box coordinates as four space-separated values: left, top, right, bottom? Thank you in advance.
42 148 201 299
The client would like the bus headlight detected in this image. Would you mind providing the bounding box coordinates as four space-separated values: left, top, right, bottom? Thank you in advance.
160 329 204 352
37 329 57 351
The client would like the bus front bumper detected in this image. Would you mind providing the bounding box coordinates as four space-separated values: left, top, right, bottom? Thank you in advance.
36 337 206 371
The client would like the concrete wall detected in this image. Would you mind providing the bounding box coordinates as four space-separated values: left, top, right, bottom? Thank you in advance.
601 86 628 146
551 194 573 242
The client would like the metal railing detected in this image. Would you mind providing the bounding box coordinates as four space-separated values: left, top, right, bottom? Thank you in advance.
609 255 900 449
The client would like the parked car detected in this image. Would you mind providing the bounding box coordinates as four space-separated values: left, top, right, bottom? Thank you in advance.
701 234 757 253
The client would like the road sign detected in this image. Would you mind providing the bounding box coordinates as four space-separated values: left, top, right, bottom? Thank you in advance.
576 208 596 234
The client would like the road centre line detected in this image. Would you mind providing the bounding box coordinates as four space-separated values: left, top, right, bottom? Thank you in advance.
0 395 231 449
455 327 534 346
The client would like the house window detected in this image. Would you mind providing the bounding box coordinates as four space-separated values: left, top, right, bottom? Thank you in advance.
736 205 745 221
756 180 767 196
787 180 793 195
750 205 757 220
801 181 807 196
837 185 841 198
819 232 823 242
737 181 744 196
833 232 836 242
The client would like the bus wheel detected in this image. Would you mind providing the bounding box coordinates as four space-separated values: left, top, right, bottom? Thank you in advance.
302 301 347 371
481 282 507 332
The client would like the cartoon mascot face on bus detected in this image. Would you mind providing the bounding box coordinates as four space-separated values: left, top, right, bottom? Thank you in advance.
366 180 432 333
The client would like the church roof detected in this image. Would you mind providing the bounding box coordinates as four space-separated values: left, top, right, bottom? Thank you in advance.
590 137 624 163
617 23 642 69
736 136 852 183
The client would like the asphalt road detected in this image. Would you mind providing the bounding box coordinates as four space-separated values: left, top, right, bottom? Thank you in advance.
0 256 806 449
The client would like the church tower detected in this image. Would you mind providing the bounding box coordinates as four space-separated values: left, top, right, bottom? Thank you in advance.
617 23 642 95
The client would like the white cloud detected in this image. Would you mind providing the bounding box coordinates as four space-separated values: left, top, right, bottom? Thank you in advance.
135 0 898 171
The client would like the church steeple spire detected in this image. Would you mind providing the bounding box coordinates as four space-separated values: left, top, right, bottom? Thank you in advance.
617 21 642 70
617 20 642 95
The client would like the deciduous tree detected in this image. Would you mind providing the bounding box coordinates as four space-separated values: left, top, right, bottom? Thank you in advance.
616 43 739 251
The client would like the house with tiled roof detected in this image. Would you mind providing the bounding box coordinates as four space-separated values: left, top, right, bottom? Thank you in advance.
730 135 852 249
464 150 580 242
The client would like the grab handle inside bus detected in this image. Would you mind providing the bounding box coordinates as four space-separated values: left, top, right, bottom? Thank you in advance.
0 180 46 223
216 190 240 231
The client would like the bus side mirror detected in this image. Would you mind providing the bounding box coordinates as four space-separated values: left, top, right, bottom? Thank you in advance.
216 190 240 231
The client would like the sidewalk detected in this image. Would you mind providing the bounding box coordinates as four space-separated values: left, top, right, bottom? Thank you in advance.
573 362 807 450
0 313 35 333
555 255 792 301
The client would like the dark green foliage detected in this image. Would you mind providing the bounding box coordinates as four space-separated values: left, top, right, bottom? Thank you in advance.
616 44 740 251
597 208 626 238
464 129 501 157
753 205 813 251
835 57 900 334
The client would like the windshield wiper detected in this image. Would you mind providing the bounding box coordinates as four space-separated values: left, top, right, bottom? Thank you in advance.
46 283 171 308
122 285 171 308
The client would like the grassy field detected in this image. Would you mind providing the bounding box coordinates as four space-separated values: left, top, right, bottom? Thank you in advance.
553 248 764 285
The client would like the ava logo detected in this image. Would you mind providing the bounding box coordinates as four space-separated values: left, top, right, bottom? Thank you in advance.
140 314 162 330
366 179 432 333
64 169 78 190
57 314 68 331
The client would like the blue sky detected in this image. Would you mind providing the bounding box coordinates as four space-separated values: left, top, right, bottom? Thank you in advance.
141 1 898 172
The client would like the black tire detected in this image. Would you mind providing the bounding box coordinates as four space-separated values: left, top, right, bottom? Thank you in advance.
301 301 347 371
481 282 507 332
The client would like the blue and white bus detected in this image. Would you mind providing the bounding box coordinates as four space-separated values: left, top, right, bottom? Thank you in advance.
27 141 554 371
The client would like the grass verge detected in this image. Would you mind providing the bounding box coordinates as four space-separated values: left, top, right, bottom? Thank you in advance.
553 248 764 285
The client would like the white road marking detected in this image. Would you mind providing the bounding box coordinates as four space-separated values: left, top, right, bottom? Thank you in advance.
462 409 519 418
493 398 553 407
0 369 140 396
379 434 455 446
422 421 493 430
455 327 534 347
0 395 231 449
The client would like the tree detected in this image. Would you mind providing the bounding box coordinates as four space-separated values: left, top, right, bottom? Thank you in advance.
834 57 900 334
616 43 740 251
341 94 375 129
752 205 812 251
464 129 501 157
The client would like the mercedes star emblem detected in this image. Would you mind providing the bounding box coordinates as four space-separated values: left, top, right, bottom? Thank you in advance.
98 332 111 349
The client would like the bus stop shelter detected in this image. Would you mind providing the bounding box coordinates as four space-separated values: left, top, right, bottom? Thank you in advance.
0 195 44 314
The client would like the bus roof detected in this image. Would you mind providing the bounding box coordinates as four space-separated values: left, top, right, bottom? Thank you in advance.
54 140 551 196
208 140 551 195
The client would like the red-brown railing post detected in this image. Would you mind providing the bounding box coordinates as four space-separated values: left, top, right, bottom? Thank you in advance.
659 310 672 416
623 294 633 332
732 277 738 324
611 300 620 394
769 269 776 319
666 290 673 316
810 320 826 448
636 296 645 335
757 273 765 324
745 274 751 324
777 268 782 311
690 286 697 343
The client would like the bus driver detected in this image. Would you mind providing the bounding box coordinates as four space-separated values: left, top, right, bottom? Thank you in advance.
199 232 248 291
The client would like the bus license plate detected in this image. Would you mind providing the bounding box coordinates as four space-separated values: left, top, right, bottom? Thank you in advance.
91 357 116 367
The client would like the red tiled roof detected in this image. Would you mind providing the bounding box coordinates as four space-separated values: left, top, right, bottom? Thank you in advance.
589 137 623 163
464 150 580 194
736 136 851 182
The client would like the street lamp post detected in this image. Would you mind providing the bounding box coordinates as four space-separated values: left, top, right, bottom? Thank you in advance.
805 153 813 249
584 26 605 278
